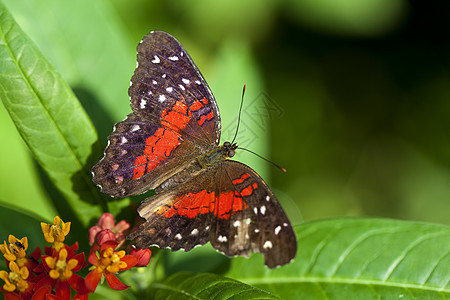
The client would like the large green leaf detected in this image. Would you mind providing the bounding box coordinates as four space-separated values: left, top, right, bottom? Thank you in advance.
0 1 105 225
226 218 450 299
147 272 279 299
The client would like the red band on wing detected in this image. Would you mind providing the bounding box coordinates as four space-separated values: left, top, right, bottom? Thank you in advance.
232 173 251 185
133 100 192 179
132 98 215 179
157 190 249 220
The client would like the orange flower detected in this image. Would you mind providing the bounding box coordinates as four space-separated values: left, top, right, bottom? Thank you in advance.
45 248 79 281
0 261 30 293
41 216 70 251
85 241 137 292
0 235 28 267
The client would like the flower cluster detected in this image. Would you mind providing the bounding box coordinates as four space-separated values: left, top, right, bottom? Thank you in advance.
0 214 151 299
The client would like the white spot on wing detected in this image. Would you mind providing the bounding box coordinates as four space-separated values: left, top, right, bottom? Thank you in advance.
260 205 266 215
166 87 173 93
263 241 273 249
205 226 210 230
140 99 147 109
168 55 179 61
233 220 240 227
254 228 260 233
131 125 140 131
283 223 288 227
195 80 201 85
175 233 182 240
253 207 258 214
182 78 190 84
158 94 166 103
191 228 199 235
275 226 281 235
152 80 157 85
152 55 160 63
218 235 227 242
266 196 270 202
178 84 185 91
120 137 127 144
147 91 152 95
162 74 167 78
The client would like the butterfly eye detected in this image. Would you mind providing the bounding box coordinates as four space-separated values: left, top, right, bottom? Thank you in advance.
228 150 235 157
224 142 231 147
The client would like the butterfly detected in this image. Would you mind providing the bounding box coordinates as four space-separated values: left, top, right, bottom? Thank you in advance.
91 31 297 268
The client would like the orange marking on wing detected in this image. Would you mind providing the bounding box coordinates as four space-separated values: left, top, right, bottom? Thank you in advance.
198 115 207 126
206 111 214 120
161 102 191 132
189 100 204 111
133 100 196 179
240 184 254 197
232 173 251 185
132 164 146 179
157 190 247 220
201 98 208 105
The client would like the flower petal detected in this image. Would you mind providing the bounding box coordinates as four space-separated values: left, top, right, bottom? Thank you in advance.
114 220 130 233
55 281 71 300
4 291 22 300
68 273 89 294
95 230 116 246
85 269 102 292
98 213 115 230
100 240 119 252
61 221 71 237
119 255 138 271
131 248 152 267
87 244 100 265
88 226 102 245
104 273 129 291
31 285 52 300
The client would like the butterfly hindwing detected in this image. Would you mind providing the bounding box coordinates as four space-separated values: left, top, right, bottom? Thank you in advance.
129 166 217 251
128 160 297 268
211 160 297 268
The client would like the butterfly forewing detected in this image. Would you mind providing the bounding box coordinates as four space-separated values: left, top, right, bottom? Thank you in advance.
130 31 220 146
92 31 220 198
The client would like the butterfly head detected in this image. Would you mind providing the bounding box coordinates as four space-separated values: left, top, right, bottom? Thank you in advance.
222 141 238 158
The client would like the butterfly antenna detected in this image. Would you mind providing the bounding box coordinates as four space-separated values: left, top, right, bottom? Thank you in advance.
238 147 287 172
231 84 246 145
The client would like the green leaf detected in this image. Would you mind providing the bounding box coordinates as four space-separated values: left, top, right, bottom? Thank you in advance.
225 218 450 299
0 1 105 225
147 272 280 299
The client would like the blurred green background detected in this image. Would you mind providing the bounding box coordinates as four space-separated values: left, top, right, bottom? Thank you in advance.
1 0 449 235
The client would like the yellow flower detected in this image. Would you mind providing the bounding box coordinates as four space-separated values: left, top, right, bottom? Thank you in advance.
41 216 71 249
45 248 78 281
0 235 28 266
0 261 29 292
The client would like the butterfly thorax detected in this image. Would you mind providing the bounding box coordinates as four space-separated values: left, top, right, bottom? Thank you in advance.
198 141 237 167
155 142 237 193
